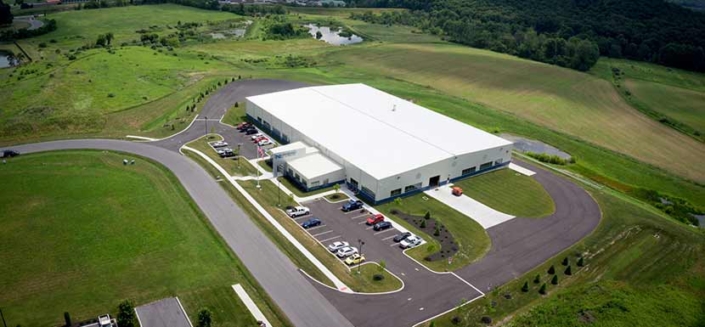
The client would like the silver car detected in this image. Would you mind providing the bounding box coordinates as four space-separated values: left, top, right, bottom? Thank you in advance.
336 246 358 258
327 241 350 252
400 235 422 249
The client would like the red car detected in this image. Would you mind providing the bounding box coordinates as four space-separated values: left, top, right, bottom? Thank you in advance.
253 136 268 143
452 186 463 196
366 214 384 225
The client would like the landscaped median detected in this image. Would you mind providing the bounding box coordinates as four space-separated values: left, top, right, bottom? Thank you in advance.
185 134 258 177
238 180 403 293
453 168 555 218
376 193 491 272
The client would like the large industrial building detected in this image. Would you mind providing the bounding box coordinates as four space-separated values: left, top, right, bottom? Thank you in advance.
246 84 513 204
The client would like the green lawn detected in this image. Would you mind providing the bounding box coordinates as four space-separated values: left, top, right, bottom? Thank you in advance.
186 134 258 177
239 180 402 292
221 103 247 127
0 151 288 327
258 159 273 172
453 168 555 218
376 193 491 271
424 188 705 327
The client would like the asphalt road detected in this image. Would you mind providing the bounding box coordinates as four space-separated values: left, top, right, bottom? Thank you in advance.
12 139 354 327
6 79 602 327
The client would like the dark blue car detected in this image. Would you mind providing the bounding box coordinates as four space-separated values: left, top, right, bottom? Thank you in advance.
341 200 363 212
373 221 392 231
301 218 322 229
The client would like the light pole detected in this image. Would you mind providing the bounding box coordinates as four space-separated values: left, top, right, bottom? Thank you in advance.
357 238 365 274
237 143 242 169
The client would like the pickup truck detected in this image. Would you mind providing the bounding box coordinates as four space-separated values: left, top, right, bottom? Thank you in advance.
286 206 310 218
0 150 20 158
341 199 363 212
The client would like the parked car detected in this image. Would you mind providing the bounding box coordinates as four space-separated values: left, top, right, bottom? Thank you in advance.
211 141 228 148
336 246 358 258
327 241 350 252
0 150 20 158
236 122 251 130
245 129 259 135
373 221 392 231
252 136 267 143
400 235 422 249
217 148 234 158
286 206 310 218
452 186 463 196
344 253 366 266
366 214 384 225
250 133 263 140
341 199 364 212
301 218 322 229
258 139 273 146
393 232 412 243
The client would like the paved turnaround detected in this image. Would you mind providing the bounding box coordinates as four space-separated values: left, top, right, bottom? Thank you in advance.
9 79 602 327
13 139 354 327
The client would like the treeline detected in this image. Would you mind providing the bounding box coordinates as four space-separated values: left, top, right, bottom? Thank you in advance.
348 0 705 72
0 19 57 41
136 0 286 15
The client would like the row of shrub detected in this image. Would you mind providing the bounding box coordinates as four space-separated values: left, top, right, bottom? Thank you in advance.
0 19 57 41
525 151 575 165
630 188 702 226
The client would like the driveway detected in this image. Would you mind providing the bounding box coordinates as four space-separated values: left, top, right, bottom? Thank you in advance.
424 184 515 229
135 298 191 327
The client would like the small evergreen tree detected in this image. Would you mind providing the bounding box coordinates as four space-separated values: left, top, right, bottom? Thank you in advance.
234 102 239 107
539 283 547 295
562 257 569 266
551 274 558 285
117 300 136 327
565 265 572 275
434 225 440 236
424 211 431 220
64 312 71 327
577 257 585 267
521 281 529 292
420 219 426 228
548 265 555 274
533 274 540 284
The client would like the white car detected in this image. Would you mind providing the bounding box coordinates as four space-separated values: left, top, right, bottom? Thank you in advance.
286 206 310 218
400 235 422 249
327 241 350 252
336 246 358 258
258 139 273 146
211 141 228 148
250 133 263 140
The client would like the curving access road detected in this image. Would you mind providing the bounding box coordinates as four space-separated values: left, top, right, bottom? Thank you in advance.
8 79 602 327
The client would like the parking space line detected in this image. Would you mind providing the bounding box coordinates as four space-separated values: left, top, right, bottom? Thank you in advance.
350 214 368 220
319 235 341 243
382 235 397 241
358 221 369 225
374 229 396 235
305 225 327 232
313 230 334 237
390 243 401 247
365 226 374 230
293 216 310 221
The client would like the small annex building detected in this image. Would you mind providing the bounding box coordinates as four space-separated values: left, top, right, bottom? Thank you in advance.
247 83 513 204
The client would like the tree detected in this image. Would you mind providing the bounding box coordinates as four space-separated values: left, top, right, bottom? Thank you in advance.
378 260 386 272
394 197 402 207
198 309 212 327
333 183 340 193
96 34 107 47
424 211 431 220
577 257 584 267
561 257 569 266
434 224 440 236
539 283 547 295
565 265 572 275
117 300 136 327
64 312 71 327
316 30 323 39
551 274 558 285
547 265 555 274
0 0 13 26
533 274 540 284
105 32 114 45
420 219 426 228
521 281 529 292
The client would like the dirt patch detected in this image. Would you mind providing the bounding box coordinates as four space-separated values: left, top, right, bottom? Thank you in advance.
389 209 458 261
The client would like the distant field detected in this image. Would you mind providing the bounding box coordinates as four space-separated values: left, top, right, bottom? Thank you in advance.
329 43 705 183
0 151 285 327
454 168 555 218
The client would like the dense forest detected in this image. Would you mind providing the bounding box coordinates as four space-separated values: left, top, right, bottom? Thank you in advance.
348 0 705 72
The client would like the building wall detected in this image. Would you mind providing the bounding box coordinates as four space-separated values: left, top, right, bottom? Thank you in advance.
285 165 345 191
247 100 513 203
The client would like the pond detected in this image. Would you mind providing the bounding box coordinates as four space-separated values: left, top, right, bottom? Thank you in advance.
500 133 572 159
305 24 363 46
0 50 15 68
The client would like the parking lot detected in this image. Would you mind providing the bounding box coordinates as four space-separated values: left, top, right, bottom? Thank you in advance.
215 123 276 159
294 198 422 274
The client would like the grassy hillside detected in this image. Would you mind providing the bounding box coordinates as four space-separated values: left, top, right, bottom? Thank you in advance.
326 43 705 183
0 151 287 327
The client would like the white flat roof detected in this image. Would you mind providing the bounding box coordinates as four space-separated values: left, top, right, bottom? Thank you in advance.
269 141 306 155
248 84 511 179
288 153 343 179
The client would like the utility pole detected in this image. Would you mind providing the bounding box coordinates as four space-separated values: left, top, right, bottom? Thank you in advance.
357 239 365 274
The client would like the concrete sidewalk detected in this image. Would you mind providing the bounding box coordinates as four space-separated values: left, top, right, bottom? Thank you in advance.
424 185 515 229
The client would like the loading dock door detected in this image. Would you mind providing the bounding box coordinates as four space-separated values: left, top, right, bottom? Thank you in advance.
429 175 440 187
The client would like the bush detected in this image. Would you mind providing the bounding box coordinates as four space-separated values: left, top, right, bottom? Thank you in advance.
539 283 547 295
420 219 426 228
533 274 540 284
451 316 461 324
68 55 77 60
198 309 212 327
480 316 492 324
372 274 384 281
551 274 558 285
577 257 585 267
562 257 569 266
117 300 136 327
39 42 47 48
547 265 555 274
526 151 568 165
424 211 431 220
565 265 572 275
108 93 115 98
433 225 440 236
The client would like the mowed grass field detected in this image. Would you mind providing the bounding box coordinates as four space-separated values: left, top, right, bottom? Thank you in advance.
454 168 555 218
328 43 705 183
0 151 286 327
